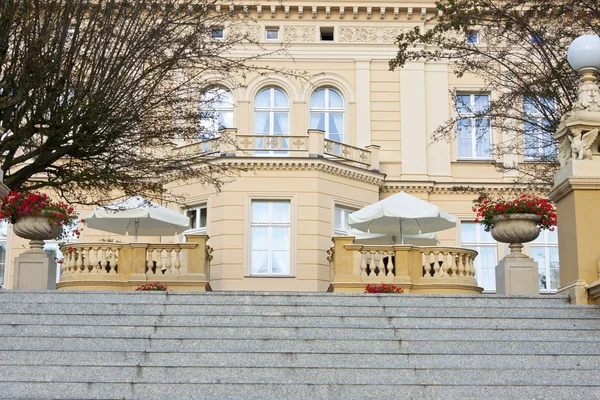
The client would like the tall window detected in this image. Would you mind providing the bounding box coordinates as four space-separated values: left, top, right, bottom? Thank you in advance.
254 88 289 136
334 206 353 236
0 221 7 287
530 228 559 292
524 96 556 160
456 94 491 159
199 87 234 139
461 222 497 291
310 88 344 142
185 205 207 234
250 200 290 276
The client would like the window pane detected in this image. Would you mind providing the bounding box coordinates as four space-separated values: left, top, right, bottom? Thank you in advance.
273 113 288 134
531 247 547 289
218 111 234 130
271 251 290 274
188 209 198 229
251 202 269 222
310 113 325 131
480 225 494 242
199 208 207 228
523 96 537 116
461 222 476 242
273 89 288 107
310 89 326 108
456 95 472 114
255 90 271 108
0 242 5 286
328 90 343 108
251 251 269 274
478 247 497 290
548 248 560 290
254 112 271 134
328 113 343 142
251 227 269 250
475 118 490 158
547 228 558 243
473 95 489 113
272 227 290 251
272 202 290 223
335 208 344 231
266 29 279 40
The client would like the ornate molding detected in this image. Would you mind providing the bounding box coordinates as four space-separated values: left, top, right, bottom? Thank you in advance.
209 158 385 186
381 184 539 196
338 26 409 43
283 26 315 42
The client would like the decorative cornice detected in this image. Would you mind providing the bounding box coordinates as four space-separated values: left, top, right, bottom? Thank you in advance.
549 176 600 202
207 157 385 186
381 182 545 195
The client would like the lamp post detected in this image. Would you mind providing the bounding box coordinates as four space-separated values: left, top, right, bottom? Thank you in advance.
549 34 600 305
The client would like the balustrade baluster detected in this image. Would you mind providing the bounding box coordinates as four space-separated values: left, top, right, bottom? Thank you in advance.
372 251 381 276
359 250 368 277
468 255 475 277
385 251 394 277
146 249 155 275
441 251 449 277
422 252 432 278
74 248 82 273
100 247 108 273
89 247 98 273
163 249 172 274
457 253 465 276
173 248 182 274
432 251 441 277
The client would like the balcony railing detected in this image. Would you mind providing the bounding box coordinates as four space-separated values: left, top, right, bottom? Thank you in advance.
173 128 381 171
329 236 483 294
57 234 212 291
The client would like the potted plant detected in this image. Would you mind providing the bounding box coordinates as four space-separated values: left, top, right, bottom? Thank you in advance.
0 191 80 250
472 193 557 254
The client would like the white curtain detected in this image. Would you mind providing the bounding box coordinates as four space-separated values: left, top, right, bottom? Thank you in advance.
251 227 269 274
254 112 270 134
477 246 497 290
271 227 290 274
475 118 491 158
273 113 288 134
329 113 343 142
310 89 326 108
255 90 271 108
457 119 473 158
310 113 325 131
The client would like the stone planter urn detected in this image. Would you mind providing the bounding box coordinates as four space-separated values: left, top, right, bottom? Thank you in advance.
13 214 63 250
491 213 541 295
491 214 541 257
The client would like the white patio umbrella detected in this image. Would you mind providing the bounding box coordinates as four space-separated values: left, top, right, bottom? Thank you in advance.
349 229 439 246
348 192 456 244
84 196 189 241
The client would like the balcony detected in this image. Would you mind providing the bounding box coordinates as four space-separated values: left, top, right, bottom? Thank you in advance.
56 234 212 291
173 128 381 171
329 237 483 294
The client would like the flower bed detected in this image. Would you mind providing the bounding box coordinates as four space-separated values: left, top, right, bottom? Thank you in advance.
364 283 404 294
136 282 169 291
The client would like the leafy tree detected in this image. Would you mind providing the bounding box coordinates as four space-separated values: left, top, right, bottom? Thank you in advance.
390 0 599 189
0 0 280 203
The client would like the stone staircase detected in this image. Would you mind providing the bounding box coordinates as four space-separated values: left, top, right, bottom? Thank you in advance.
0 290 599 399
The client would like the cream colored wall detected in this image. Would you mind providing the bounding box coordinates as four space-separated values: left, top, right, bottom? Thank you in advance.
167 161 381 292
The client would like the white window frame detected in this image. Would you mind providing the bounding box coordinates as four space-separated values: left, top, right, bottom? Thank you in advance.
184 205 208 235
456 93 492 159
530 228 559 292
523 96 556 161
265 27 280 41
249 200 291 277
310 88 345 143
199 87 234 139
334 206 354 236
460 221 498 291
254 87 290 156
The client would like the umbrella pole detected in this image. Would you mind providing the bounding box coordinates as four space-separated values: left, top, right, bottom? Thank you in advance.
400 219 404 245
134 219 139 242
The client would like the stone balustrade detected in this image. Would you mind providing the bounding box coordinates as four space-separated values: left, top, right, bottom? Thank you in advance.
172 128 380 171
57 234 212 291
329 236 482 294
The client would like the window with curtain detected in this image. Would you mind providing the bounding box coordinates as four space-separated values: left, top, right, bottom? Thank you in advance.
310 88 344 142
456 94 491 159
461 221 497 291
523 96 556 160
254 87 289 155
530 227 559 292
250 200 291 276
334 206 354 236
199 87 234 139
185 205 208 234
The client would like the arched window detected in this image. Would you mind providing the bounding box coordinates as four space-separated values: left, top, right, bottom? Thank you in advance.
199 87 234 138
254 87 289 136
310 88 344 142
